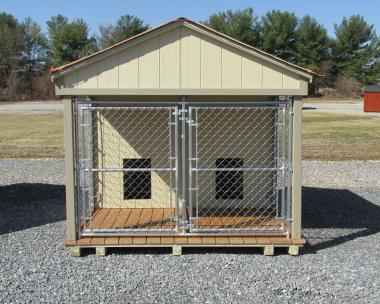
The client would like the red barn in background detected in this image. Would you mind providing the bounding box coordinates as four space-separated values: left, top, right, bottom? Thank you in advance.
364 86 380 112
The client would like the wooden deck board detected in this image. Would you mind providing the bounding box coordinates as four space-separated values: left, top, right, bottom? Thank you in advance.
89 208 285 231
229 237 244 244
113 209 132 228
133 237 147 245
65 236 306 248
243 237 258 244
202 237 216 245
150 209 164 229
162 208 175 228
138 208 153 228
215 237 230 245
187 237 202 245
175 237 188 244
124 209 143 228
147 237 161 245
160 237 175 244
119 237 133 245
104 237 119 245
89 209 110 229
256 237 271 245
90 237 106 245
100 209 120 229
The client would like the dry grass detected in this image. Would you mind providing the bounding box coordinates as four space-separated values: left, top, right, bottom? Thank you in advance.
0 111 379 161
0 111 63 158
303 112 380 160
303 97 363 104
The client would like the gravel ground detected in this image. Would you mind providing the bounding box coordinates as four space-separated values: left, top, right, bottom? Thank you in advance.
0 159 379 304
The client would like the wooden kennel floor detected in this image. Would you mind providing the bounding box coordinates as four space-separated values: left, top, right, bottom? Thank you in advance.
85 208 286 231
66 208 305 256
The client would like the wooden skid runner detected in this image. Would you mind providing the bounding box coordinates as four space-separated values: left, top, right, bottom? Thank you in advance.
65 236 306 256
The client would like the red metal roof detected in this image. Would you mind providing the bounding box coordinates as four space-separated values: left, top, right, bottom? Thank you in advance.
50 17 320 78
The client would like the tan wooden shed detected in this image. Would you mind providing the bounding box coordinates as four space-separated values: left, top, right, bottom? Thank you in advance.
51 18 315 256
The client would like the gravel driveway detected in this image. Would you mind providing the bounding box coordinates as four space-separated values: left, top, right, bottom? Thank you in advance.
0 159 379 304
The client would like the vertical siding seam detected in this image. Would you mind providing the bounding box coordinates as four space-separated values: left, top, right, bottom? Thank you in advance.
199 35 202 88
282 73 284 89
158 36 161 89
96 62 99 89
137 45 140 88
240 54 243 89
179 26 182 89
220 44 222 88
115 55 120 88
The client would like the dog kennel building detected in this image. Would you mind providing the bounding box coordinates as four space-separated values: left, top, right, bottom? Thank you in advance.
52 18 315 256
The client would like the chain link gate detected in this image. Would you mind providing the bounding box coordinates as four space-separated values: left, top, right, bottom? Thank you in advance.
187 103 292 236
75 101 181 236
73 99 292 237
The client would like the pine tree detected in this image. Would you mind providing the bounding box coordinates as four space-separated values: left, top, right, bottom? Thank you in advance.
332 15 380 84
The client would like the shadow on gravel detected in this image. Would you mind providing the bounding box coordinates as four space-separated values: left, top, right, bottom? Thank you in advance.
302 186 380 253
1 183 378 256
0 183 65 234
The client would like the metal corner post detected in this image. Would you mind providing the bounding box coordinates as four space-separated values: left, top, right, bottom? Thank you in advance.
63 97 77 240
291 96 302 239
181 97 188 230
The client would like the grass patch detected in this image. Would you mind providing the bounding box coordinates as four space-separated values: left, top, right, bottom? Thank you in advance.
0 111 63 158
303 112 380 160
0 111 379 161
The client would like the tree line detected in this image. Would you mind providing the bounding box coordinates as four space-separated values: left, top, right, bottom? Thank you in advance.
0 8 379 100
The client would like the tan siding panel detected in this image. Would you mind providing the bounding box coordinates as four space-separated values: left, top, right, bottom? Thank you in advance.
118 46 139 88
262 64 283 89
59 25 309 92
200 37 222 88
283 72 300 89
98 55 118 88
64 71 79 88
159 28 181 88
77 64 98 88
180 27 201 88
221 47 242 88
242 56 263 88
138 36 160 88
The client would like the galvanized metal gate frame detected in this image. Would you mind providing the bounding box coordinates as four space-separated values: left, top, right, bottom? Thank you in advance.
74 100 181 237
186 101 293 236
73 98 293 237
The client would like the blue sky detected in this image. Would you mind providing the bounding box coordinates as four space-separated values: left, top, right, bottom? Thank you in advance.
1 0 378 37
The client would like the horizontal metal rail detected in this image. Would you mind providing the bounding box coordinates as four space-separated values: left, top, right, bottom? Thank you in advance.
85 168 176 172
83 228 177 233
191 227 286 232
192 167 281 172
190 106 284 110
81 106 175 111
81 230 287 237
76 100 287 106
